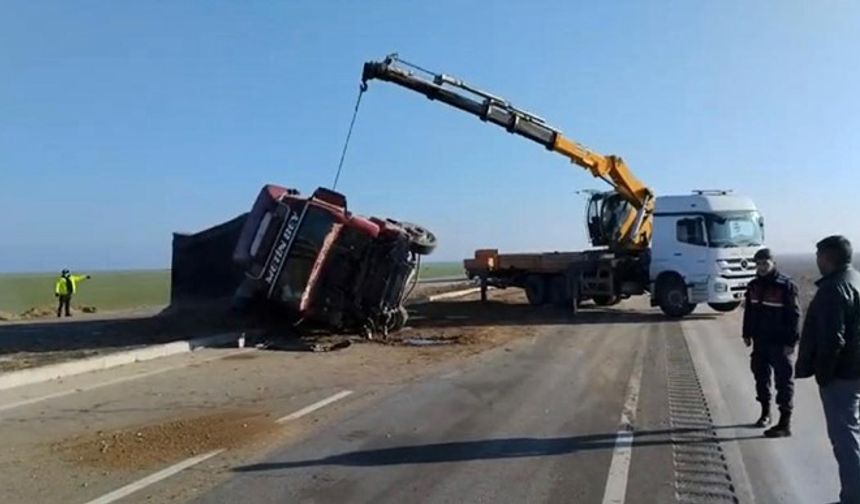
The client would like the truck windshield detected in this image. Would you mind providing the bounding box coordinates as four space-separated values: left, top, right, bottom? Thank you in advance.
274 205 336 308
705 211 764 248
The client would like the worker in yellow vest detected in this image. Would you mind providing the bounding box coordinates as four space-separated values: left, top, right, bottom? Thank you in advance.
54 269 91 317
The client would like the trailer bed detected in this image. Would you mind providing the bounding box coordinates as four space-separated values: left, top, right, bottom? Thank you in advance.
464 249 597 277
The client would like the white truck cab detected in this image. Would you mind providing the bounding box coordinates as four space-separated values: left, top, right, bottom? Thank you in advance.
649 190 764 316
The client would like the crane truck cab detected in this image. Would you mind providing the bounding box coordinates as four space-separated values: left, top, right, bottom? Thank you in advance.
232 184 436 338
650 190 764 317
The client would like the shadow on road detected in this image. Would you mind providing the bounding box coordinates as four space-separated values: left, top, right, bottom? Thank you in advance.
0 302 257 356
233 425 758 472
408 300 720 330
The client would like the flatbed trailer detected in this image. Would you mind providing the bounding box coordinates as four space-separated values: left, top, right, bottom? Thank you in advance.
464 248 649 313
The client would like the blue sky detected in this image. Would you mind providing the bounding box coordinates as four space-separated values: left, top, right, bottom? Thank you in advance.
2 1 859 272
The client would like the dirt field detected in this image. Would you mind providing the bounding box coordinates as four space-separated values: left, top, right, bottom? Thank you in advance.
0 270 171 317
0 263 464 318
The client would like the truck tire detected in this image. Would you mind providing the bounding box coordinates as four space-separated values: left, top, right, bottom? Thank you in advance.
592 295 620 307
708 302 741 313
549 276 571 308
378 219 437 255
658 276 697 318
401 222 437 255
524 275 547 306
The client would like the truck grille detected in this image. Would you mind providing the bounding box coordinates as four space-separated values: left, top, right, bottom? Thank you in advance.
721 257 757 278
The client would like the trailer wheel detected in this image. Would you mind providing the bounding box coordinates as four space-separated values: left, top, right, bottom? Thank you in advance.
658 275 697 318
708 302 740 313
592 295 620 307
524 275 547 306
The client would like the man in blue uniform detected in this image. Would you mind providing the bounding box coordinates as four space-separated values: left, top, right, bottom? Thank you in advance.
742 248 801 437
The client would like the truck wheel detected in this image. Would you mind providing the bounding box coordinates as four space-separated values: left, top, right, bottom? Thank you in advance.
658 276 696 318
524 275 547 306
549 276 571 308
708 302 740 313
401 222 437 255
389 306 409 332
592 295 620 307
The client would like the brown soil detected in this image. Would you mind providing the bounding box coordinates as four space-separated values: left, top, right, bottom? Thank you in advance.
18 306 55 319
252 290 540 369
14 303 96 320
52 410 281 471
385 290 542 356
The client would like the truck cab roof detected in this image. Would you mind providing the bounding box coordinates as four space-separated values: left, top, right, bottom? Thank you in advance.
654 191 758 214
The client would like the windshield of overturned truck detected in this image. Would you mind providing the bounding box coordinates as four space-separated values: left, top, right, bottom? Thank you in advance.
272 206 336 309
706 211 764 248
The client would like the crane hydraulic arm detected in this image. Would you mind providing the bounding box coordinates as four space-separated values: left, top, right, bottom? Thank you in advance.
361 54 654 251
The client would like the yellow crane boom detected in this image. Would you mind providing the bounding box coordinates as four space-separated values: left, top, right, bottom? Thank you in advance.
361 54 654 251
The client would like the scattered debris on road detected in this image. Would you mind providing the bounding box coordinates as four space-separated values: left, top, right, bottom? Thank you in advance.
52 410 280 471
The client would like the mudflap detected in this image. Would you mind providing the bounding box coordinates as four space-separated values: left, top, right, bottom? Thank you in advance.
566 266 582 318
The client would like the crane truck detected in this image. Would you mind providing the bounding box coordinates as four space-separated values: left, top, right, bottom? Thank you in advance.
361 54 765 317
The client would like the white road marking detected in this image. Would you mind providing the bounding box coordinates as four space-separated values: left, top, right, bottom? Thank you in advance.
0 349 255 414
82 449 224 504
600 342 646 504
276 390 353 423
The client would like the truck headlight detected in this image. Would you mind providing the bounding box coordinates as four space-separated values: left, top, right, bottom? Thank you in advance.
714 282 728 293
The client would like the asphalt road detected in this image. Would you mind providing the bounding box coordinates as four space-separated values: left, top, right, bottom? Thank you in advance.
0 296 845 503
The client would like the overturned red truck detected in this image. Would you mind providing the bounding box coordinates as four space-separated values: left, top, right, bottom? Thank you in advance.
230 184 436 338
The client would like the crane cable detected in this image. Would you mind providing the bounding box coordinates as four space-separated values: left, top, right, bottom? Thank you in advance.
331 84 367 190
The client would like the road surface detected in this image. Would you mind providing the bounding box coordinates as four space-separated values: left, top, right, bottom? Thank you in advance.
0 293 843 503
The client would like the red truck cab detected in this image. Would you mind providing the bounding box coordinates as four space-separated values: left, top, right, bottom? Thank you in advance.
233 184 435 337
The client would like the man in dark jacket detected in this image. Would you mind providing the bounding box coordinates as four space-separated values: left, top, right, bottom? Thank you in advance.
742 248 801 437
797 235 860 504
